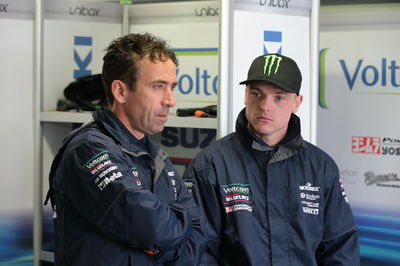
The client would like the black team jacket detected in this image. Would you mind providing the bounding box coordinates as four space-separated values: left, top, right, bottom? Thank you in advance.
47 108 206 266
183 108 360 266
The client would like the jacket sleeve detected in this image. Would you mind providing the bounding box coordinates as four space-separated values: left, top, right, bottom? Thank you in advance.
182 156 222 266
161 168 208 266
316 160 360 265
57 139 193 254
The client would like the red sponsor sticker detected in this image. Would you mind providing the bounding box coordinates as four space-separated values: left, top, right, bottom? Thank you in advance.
352 136 381 154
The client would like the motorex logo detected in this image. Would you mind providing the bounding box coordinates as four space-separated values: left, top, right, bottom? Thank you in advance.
74 36 92 79
263 54 282 76
264 30 282 55
319 48 400 109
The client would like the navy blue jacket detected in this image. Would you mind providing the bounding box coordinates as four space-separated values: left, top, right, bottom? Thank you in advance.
48 108 206 265
183 108 360 266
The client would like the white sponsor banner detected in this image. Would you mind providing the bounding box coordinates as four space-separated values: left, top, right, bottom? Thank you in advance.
129 1 219 172
129 2 219 113
0 7 33 213
319 28 400 265
230 10 311 140
43 0 121 110
0 3 34 263
318 29 400 211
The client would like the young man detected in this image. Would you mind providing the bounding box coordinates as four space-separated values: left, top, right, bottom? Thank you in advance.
46 33 206 265
183 54 360 265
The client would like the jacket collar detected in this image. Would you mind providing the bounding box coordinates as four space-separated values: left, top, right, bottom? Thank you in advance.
92 108 168 184
92 108 160 156
236 108 306 162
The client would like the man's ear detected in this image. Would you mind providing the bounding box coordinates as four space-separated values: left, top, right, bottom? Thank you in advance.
244 87 248 106
111 80 127 104
292 94 303 113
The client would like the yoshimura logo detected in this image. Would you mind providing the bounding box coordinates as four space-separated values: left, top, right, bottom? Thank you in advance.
264 55 282 76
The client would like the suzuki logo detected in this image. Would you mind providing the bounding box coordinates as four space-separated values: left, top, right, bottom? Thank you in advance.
74 36 92 79
264 30 282 55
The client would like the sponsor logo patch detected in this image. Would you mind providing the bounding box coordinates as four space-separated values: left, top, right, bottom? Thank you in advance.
84 150 113 175
131 167 142 188
171 178 177 201
83 150 123 191
168 171 175 177
183 178 195 196
98 171 122 191
263 54 282 76
299 182 320 215
221 183 252 213
339 178 349 204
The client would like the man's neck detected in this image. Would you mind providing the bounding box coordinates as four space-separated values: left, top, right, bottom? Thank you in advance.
110 105 145 140
248 124 287 147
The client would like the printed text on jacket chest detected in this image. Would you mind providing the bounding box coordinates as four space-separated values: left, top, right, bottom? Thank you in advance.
221 183 253 213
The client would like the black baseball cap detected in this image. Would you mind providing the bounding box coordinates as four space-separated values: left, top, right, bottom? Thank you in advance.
239 53 302 95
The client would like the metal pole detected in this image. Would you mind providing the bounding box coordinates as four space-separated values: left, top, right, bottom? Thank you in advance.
217 0 233 139
33 0 44 265
310 0 320 145
122 4 129 36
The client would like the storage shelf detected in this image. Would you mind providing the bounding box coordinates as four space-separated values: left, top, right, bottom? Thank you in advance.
40 111 217 129
40 111 92 123
167 115 217 129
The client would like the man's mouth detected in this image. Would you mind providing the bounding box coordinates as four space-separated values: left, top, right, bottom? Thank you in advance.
257 115 273 122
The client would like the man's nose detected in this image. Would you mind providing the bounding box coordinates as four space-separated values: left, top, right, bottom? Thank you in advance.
163 88 175 107
260 95 272 110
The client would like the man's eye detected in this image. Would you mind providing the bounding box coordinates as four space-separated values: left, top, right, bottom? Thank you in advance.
153 84 163 90
276 96 285 101
251 92 261 97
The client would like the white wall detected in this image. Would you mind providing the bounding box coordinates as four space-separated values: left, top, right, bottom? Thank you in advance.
0 0 34 263
318 3 400 265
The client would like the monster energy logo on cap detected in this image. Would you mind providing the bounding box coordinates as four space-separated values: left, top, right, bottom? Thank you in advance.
264 54 282 76
239 53 302 95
